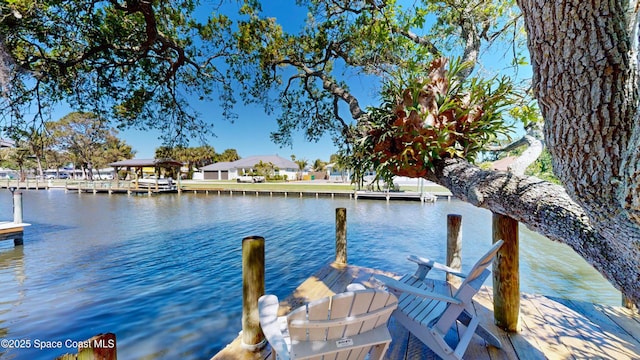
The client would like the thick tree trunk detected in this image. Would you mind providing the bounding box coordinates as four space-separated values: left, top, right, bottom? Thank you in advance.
508 0 640 305
427 158 640 307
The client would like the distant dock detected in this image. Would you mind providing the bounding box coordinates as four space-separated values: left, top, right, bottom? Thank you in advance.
0 221 29 234
354 190 441 202
1 179 454 201
0 179 48 190
63 180 178 195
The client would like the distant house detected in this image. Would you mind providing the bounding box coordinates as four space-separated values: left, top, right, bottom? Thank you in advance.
109 158 184 179
198 155 299 181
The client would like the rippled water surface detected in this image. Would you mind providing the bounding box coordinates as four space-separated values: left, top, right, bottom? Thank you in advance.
0 190 620 359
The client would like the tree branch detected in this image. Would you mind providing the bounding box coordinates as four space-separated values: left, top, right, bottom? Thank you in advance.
276 59 368 121
426 157 640 306
487 123 544 176
393 28 442 57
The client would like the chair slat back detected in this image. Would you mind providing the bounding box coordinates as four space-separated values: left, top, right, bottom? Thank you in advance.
287 289 397 342
359 290 397 333
454 240 503 299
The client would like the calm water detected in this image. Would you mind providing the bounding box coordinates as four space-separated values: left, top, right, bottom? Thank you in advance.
0 190 619 359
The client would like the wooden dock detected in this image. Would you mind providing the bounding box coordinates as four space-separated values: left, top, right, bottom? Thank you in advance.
0 179 48 190
0 221 29 234
212 262 640 360
354 190 439 202
63 181 178 195
0 180 454 201
61 185 452 201
0 224 28 246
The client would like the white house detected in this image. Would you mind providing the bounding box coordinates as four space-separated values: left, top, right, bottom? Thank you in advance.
198 155 299 181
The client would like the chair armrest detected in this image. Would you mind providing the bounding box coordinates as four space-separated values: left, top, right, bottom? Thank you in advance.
408 255 467 280
374 274 462 305
258 295 290 360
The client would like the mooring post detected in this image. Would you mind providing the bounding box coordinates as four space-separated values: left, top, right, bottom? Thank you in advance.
446 214 462 285
492 212 520 332
241 235 266 351
335 207 347 265
622 296 639 312
79 333 116 360
55 333 116 360
13 192 23 224
13 233 23 246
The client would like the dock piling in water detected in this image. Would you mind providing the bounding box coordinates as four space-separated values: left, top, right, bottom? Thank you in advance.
335 208 347 265
241 235 266 351
13 192 23 224
446 214 462 285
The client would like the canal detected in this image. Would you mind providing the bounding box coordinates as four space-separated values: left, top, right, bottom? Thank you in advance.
0 189 620 359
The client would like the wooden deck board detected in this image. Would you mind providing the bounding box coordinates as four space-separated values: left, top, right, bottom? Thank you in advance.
598 304 640 343
212 263 640 360
551 297 640 359
534 293 610 359
519 293 577 359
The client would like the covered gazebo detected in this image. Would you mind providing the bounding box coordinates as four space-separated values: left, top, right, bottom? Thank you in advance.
108 158 183 180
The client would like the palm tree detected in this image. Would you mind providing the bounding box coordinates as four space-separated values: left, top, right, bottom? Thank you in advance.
217 148 240 162
295 159 308 181
329 153 349 182
312 158 326 172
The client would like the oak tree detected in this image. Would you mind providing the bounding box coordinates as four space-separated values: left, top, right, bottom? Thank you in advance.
236 0 640 306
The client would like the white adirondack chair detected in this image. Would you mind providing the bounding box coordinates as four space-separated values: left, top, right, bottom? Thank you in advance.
258 287 398 360
375 240 504 360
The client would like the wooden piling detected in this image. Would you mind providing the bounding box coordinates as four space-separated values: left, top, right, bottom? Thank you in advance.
241 235 266 351
446 214 462 285
335 208 347 265
623 295 639 311
13 192 23 224
13 233 23 246
492 212 520 332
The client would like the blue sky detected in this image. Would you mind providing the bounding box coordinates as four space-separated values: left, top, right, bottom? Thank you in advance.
121 2 340 161
117 1 391 162
43 2 345 162
118 103 342 162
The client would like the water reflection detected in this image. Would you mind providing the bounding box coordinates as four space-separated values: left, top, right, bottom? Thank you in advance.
0 190 621 360
0 245 24 273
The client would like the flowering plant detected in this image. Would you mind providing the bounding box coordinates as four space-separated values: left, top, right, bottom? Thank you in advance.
354 58 514 183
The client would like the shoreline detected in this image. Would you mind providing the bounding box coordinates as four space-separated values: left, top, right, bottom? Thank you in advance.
1 179 454 200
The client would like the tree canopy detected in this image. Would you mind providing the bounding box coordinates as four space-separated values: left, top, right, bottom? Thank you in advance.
48 111 135 175
1 0 236 145
1 0 638 306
